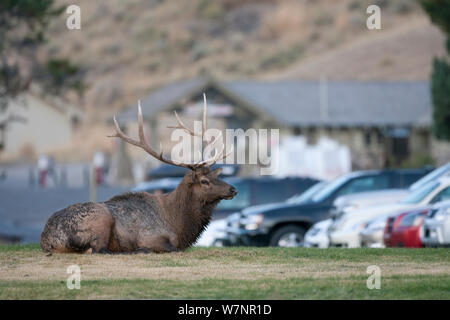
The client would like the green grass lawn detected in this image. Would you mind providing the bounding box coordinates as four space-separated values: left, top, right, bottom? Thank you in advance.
0 244 449 299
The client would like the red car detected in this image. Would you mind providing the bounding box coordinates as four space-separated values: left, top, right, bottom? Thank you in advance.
384 209 429 248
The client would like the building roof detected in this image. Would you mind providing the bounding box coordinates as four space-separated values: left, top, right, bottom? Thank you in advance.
120 78 209 122
120 78 432 128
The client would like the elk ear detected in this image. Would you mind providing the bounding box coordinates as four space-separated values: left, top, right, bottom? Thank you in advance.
210 168 222 177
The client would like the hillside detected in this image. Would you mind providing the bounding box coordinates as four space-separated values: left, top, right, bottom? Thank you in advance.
17 0 444 162
42 0 441 118
267 17 446 81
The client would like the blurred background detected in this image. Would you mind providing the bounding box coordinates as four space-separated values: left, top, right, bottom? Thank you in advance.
1 0 449 246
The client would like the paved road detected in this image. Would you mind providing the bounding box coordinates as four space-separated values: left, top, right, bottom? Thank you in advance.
0 185 127 244
0 163 92 188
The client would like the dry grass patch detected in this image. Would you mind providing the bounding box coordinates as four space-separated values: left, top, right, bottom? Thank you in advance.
0 245 449 282
0 245 449 299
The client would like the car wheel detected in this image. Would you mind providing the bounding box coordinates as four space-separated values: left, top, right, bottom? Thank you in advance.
270 225 306 247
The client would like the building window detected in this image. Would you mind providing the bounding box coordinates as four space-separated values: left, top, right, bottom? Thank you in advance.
376 129 384 144
386 128 410 165
392 137 409 160
293 127 302 136
306 128 317 144
364 130 371 146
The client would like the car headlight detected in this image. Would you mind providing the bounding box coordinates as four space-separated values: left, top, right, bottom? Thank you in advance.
412 215 425 226
330 217 348 232
351 222 366 232
365 219 386 231
342 204 359 214
243 214 263 231
434 208 450 222
307 227 320 236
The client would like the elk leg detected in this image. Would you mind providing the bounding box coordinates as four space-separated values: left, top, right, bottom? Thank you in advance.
138 234 179 253
83 211 115 254
133 248 153 254
103 248 153 255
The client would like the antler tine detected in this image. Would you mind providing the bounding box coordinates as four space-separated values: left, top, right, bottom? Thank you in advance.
200 130 222 160
202 93 207 140
195 150 203 165
216 148 233 163
167 111 200 137
159 141 164 158
197 142 225 167
109 103 195 170
137 100 145 142
108 115 142 148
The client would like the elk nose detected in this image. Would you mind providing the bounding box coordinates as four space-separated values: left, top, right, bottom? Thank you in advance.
229 186 237 195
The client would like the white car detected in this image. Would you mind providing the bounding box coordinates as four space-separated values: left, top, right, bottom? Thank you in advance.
303 219 332 248
332 163 450 218
359 213 392 248
332 189 409 218
421 200 450 247
195 218 227 247
329 176 450 248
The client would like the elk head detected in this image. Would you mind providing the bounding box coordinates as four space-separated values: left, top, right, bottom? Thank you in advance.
109 94 237 204
188 166 237 204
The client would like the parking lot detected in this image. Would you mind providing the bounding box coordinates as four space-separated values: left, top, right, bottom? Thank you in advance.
0 164 126 243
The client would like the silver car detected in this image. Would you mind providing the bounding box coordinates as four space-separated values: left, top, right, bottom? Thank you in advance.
332 163 450 220
421 200 450 247
359 213 391 248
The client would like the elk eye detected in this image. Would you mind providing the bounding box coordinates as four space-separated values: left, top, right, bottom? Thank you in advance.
200 179 209 185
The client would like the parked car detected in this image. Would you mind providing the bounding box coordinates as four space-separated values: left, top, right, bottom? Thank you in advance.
421 200 450 247
409 163 450 191
327 164 445 248
145 163 240 180
383 208 429 248
135 176 319 220
331 166 435 219
207 181 328 247
359 213 393 248
195 218 228 247
331 189 409 219
222 169 422 247
133 177 181 194
329 177 450 247
196 180 321 246
303 218 332 248
134 163 240 194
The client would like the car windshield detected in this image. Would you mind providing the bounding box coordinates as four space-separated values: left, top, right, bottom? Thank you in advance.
401 181 440 204
287 181 327 204
409 164 449 191
311 175 352 203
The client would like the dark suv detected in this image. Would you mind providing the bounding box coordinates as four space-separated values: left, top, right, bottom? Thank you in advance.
221 168 433 247
134 175 319 220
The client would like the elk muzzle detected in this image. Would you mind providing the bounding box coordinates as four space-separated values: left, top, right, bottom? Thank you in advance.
224 186 237 200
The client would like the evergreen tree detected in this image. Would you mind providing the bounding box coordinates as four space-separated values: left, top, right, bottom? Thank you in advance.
0 0 84 132
421 0 450 140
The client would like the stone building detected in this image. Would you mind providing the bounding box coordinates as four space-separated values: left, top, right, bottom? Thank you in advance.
118 77 438 171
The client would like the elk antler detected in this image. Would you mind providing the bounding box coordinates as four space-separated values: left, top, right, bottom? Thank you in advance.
109 101 196 169
109 95 231 169
169 93 232 167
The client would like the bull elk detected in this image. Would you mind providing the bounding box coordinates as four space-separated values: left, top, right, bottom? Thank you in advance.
41 95 237 254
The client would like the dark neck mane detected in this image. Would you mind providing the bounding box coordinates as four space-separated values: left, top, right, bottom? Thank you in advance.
163 174 218 249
